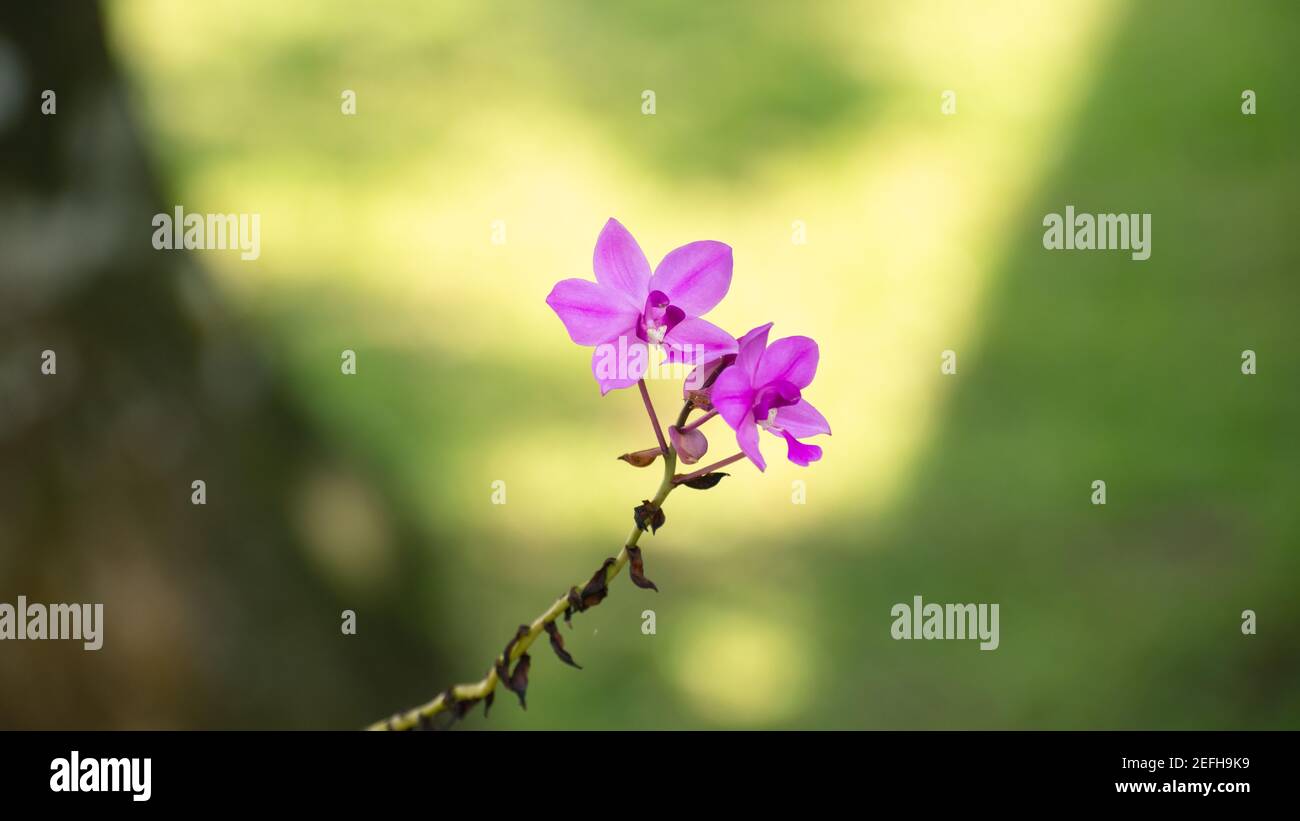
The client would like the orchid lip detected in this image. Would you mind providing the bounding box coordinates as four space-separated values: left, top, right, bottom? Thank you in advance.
637 290 686 343
751 379 801 426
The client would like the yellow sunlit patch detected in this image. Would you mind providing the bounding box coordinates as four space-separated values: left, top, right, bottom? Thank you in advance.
673 607 811 726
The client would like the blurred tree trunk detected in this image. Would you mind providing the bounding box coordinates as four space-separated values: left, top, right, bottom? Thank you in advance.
0 3 441 728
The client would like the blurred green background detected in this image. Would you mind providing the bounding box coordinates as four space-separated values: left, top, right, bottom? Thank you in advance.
2 0 1296 728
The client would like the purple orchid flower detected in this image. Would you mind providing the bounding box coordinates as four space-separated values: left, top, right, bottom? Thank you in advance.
546 219 739 395
709 323 831 470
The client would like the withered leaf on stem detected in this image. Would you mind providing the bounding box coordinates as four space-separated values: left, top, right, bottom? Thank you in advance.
544 620 582 669
618 447 661 468
507 654 531 709
682 472 729 490
582 557 615 608
633 500 666 533
494 658 509 691
625 545 659 592
564 587 581 626
578 557 616 609
502 623 530 662
452 694 479 721
421 687 474 730
495 623 530 692
684 389 712 411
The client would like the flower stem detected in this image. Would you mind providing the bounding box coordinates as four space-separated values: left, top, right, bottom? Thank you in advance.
681 409 718 433
629 407 716 456
368 401 692 731
673 451 745 485
637 379 669 455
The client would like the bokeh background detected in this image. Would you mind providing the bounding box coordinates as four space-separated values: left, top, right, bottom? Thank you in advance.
1 0 1297 728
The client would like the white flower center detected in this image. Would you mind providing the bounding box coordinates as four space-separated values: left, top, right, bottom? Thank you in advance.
757 407 779 431
645 323 667 344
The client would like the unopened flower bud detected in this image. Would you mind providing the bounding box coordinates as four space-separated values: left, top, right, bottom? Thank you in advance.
669 424 708 465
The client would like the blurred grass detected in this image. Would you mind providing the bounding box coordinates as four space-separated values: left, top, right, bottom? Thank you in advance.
104 0 1300 728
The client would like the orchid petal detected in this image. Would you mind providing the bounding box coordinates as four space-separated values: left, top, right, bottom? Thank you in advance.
591 336 648 395
709 366 755 430
734 322 772 381
779 430 823 466
593 218 651 304
755 335 819 390
737 415 766 471
546 278 639 346
661 317 738 366
650 240 732 317
773 399 831 438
